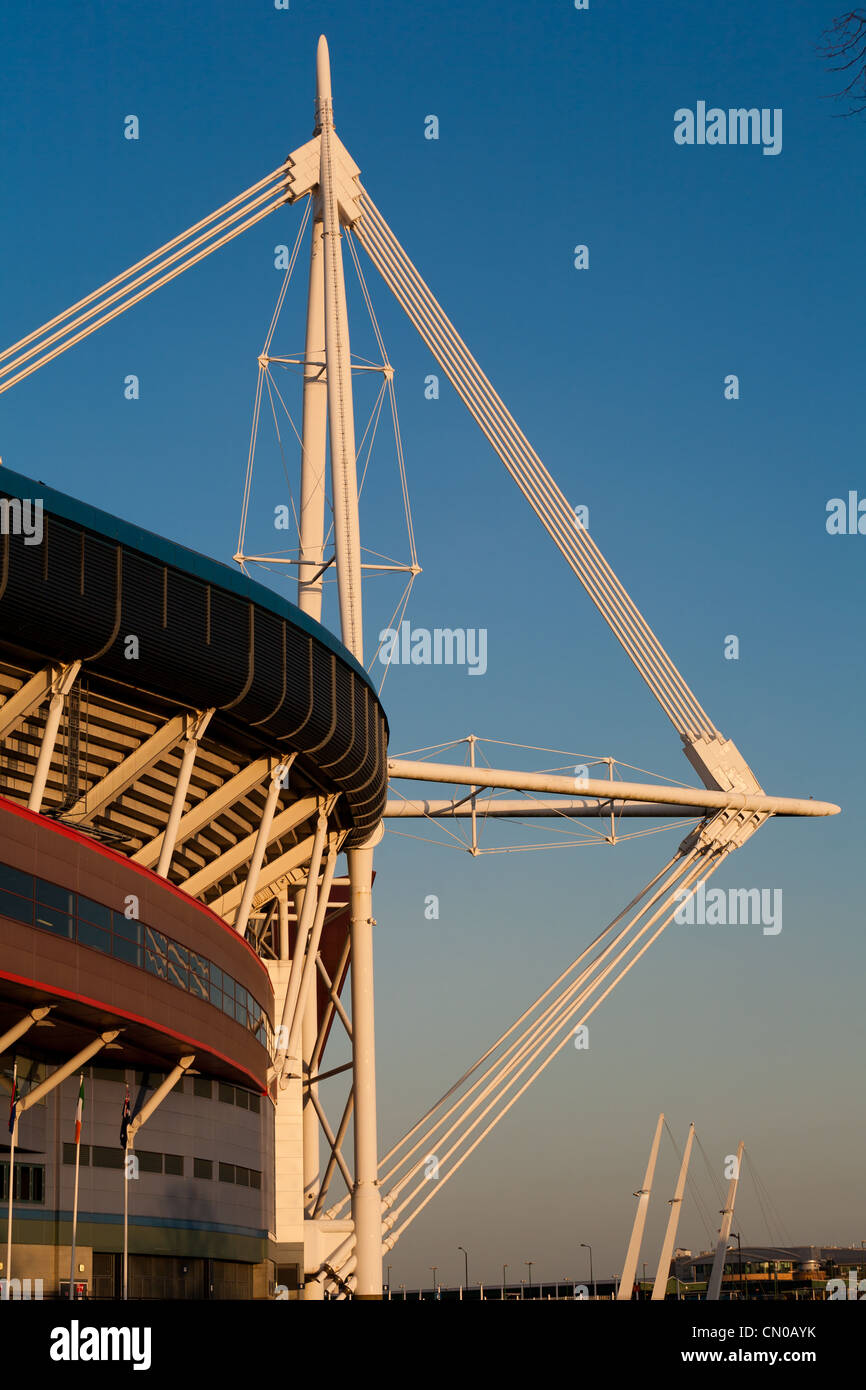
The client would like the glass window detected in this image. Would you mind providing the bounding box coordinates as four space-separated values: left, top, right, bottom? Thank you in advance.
189 951 209 982
249 1168 261 1190
221 977 235 1019
92 1146 124 1170
209 965 223 991
0 863 33 897
193 1078 212 1100
78 919 111 954
63 1144 90 1166
144 925 166 955
37 880 75 911
234 1089 249 1111
77 895 112 929
164 1153 184 1176
112 935 142 968
145 930 166 973
218 1083 234 1105
34 904 73 938
248 1094 260 1115
167 940 189 990
194 1157 212 1180
234 1166 249 1188
208 979 222 1009
189 973 207 1002
137 1150 162 1174
218 1162 235 1183
0 888 34 924
91 1067 123 1083
113 913 142 944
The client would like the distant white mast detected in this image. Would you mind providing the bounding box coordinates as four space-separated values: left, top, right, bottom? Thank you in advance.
617 1111 664 1300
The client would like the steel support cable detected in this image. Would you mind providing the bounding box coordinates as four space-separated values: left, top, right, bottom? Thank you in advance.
354 201 716 741
355 199 707 733
376 849 700 1200
380 850 708 1214
331 849 702 1225
0 191 290 396
0 161 291 369
352 212 695 730
0 177 291 391
325 852 682 1223
383 852 725 1244
238 197 313 563
345 230 419 569
356 212 708 742
352 240 702 744
237 365 266 571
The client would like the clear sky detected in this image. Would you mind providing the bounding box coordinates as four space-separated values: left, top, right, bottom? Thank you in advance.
1 0 864 1289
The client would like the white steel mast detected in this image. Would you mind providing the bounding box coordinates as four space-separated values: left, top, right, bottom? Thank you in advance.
651 1121 695 1300
617 1111 665 1300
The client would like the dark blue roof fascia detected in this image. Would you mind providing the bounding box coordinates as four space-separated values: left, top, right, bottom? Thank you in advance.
0 466 375 694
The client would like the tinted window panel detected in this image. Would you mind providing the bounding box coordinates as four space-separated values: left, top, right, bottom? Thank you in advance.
0 888 33 924
37 880 75 912
77 896 112 929
189 973 207 1001
78 920 111 954
112 936 142 968
35 905 73 937
113 913 142 943
0 863 33 896
145 949 167 979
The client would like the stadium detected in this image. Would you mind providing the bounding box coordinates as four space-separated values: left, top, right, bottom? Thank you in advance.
0 466 388 1299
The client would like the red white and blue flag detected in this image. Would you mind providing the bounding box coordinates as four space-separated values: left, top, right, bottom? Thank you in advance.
8 1062 17 1135
73 1074 85 1145
119 1086 131 1148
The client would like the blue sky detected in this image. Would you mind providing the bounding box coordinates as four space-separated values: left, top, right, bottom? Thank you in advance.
1 0 864 1287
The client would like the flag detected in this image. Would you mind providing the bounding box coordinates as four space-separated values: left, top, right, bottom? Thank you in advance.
119 1086 130 1148
73 1074 85 1145
8 1062 17 1135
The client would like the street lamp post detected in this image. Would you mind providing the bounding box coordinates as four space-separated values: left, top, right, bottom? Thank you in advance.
502 1263 508 1300
386 1263 392 1299
458 1245 469 1294
430 1265 438 1300
581 1243 595 1299
526 1261 534 1298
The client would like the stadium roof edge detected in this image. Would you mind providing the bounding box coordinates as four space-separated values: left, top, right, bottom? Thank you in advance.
0 465 375 695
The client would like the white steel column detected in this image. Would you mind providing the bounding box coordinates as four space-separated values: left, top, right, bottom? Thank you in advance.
617 1111 665 1300
232 762 291 937
316 35 363 659
28 661 81 812
347 840 381 1297
651 1122 695 1300
302 979 321 1210
156 710 214 877
706 1140 745 1301
298 215 328 622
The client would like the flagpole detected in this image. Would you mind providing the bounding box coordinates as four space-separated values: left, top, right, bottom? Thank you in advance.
69 1072 84 1301
120 1082 131 1301
5 1062 17 1301
123 1142 129 1301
